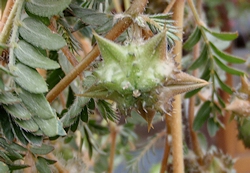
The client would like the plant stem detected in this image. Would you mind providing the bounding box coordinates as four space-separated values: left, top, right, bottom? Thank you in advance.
113 0 123 13
0 0 14 32
46 0 148 103
61 46 79 67
188 41 204 161
8 0 24 68
187 0 216 114
163 0 176 14
188 0 204 161
0 0 15 55
123 0 130 10
171 1 185 173
108 122 117 173
47 152 69 173
160 116 172 173
187 0 204 26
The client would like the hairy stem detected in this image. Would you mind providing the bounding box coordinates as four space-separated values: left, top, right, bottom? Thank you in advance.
0 0 15 55
108 123 117 173
46 0 148 103
113 0 123 13
163 0 176 14
8 0 25 68
171 1 185 173
160 116 172 173
0 0 14 32
124 0 131 10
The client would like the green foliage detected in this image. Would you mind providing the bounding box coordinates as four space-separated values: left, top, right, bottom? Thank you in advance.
0 0 248 172
14 40 60 70
19 17 67 50
25 0 71 17
14 63 48 93
184 23 246 136
193 101 211 131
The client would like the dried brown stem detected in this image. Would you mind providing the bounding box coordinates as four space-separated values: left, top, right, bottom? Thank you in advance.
46 0 149 103
171 1 185 173
163 0 177 14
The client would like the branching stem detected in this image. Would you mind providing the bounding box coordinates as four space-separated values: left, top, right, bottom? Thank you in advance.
171 1 185 173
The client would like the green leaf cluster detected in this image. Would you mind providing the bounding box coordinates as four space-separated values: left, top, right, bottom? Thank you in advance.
0 0 70 172
184 25 245 136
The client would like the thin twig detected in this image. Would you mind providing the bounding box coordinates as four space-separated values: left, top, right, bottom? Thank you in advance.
163 0 177 14
112 0 123 13
171 1 185 173
46 0 149 103
108 122 117 173
49 17 79 67
188 0 204 162
61 46 79 67
188 46 204 162
124 0 130 10
47 152 69 173
23 150 36 173
160 116 172 173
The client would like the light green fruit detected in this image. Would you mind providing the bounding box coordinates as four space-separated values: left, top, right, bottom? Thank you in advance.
83 32 208 129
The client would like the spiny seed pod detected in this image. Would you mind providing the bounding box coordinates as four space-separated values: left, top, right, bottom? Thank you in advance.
238 118 250 148
168 149 235 173
83 31 208 130
226 75 250 147
226 76 250 117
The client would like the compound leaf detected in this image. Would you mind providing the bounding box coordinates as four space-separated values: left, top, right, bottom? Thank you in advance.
183 27 201 50
26 0 71 17
14 63 48 93
15 40 60 70
193 101 211 131
19 17 66 50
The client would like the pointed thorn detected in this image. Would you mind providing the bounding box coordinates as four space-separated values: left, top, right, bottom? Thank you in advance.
148 124 154 132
